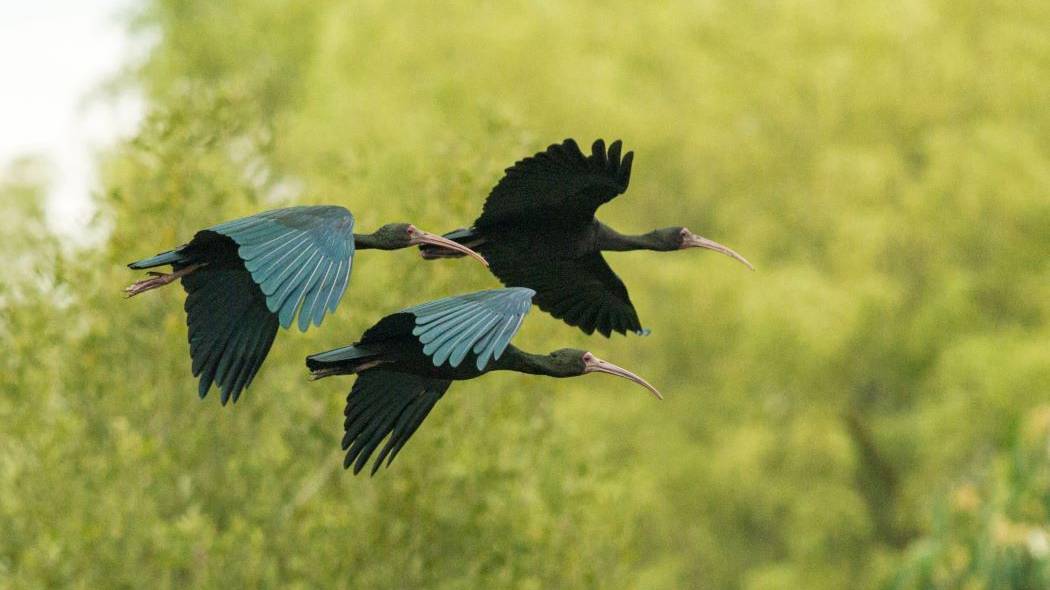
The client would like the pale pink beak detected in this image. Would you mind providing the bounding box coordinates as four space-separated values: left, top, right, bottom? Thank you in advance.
583 352 663 400
682 230 754 271
407 225 488 267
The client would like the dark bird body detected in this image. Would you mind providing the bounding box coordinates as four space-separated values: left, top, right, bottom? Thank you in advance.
125 205 486 404
306 288 661 475
421 139 753 337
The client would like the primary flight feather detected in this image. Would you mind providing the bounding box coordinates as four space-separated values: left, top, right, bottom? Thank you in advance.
125 205 487 404
307 288 661 475
421 139 754 337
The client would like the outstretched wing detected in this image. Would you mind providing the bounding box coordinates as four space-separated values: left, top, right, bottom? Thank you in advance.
342 370 452 475
483 237 642 337
405 288 535 370
475 139 634 229
308 288 536 374
182 266 279 404
207 206 356 332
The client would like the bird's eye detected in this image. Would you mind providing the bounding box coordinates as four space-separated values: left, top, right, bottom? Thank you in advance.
582 352 594 362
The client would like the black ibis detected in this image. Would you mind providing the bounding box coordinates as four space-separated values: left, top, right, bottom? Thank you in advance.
420 138 754 337
125 205 487 404
306 287 661 475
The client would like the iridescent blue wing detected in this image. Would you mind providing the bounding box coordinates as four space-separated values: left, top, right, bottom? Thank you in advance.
208 206 356 332
406 287 535 371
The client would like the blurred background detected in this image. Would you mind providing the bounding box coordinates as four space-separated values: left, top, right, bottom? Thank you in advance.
2 1 1049 588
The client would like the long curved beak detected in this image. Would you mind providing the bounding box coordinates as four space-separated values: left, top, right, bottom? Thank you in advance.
683 231 754 271
408 226 488 267
584 354 663 400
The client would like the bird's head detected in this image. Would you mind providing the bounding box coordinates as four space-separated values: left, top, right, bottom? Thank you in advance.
545 348 662 399
669 226 754 270
372 223 488 266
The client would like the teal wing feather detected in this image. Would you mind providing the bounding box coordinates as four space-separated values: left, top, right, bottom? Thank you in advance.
342 370 452 475
182 267 279 404
208 206 356 331
406 287 535 371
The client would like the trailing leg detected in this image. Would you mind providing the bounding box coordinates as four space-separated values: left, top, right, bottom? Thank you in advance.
124 263 206 297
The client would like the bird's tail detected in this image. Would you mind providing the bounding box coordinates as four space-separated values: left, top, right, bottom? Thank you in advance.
127 249 187 269
306 345 386 379
418 227 484 260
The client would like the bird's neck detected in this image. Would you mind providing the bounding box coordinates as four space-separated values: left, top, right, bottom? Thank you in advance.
492 346 556 376
595 223 674 252
353 232 394 250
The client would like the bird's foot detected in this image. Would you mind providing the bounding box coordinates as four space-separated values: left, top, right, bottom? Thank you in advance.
124 263 204 298
124 272 176 297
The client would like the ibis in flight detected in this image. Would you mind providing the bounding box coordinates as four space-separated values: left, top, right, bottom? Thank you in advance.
125 206 487 404
420 138 754 337
306 287 661 475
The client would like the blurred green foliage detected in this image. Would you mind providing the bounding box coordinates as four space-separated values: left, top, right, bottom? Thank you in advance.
893 409 1050 589
2 0 1049 587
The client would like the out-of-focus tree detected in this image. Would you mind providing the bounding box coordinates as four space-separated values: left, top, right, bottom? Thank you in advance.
0 158 62 306
892 407 1050 590
2 0 1049 588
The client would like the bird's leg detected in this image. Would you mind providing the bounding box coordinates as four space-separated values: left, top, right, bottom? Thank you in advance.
308 359 391 381
124 263 206 298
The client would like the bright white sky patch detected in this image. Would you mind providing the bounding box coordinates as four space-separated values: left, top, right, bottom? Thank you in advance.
0 0 145 243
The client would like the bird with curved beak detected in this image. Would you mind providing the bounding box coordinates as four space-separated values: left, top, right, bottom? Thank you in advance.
123 205 488 404
581 351 662 399
306 287 662 474
677 228 754 270
419 138 753 337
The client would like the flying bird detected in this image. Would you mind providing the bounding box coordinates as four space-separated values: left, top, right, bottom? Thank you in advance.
306 287 661 475
125 205 487 404
420 138 753 337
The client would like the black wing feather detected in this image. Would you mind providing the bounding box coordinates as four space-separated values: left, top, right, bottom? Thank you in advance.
475 138 634 229
481 237 642 337
467 139 642 336
341 370 452 475
182 267 278 404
